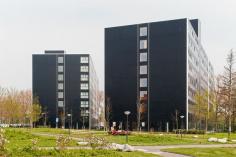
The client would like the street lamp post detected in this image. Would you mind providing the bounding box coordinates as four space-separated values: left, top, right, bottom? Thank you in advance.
82 115 85 129
67 113 72 135
180 115 185 139
42 112 47 127
56 117 59 129
124 111 131 143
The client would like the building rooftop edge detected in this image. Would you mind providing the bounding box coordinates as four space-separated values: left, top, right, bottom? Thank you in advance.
105 18 198 29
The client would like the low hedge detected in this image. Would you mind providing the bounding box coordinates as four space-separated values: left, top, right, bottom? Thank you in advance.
173 129 205 134
108 130 131 136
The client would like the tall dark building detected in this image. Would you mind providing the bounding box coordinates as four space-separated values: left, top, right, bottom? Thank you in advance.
33 50 100 129
105 18 214 131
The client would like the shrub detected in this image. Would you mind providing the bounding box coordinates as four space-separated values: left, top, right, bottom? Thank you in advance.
56 135 71 150
173 129 205 134
31 138 38 150
0 128 9 151
85 134 109 149
108 130 131 136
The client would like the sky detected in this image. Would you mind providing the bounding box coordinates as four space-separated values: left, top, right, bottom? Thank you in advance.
0 0 235 90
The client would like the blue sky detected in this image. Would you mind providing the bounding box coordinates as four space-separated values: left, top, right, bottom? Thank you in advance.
0 0 235 90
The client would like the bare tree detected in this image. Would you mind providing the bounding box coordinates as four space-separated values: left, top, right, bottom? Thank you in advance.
221 49 235 138
0 87 43 127
17 90 32 125
0 87 6 123
105 97 112 131
97 91 105 129
137 101 147 131
213 75 227 132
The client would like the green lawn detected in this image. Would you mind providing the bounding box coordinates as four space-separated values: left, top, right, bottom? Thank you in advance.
71 131 236 146
0 128 159 157
1 149 158 157
5 128 77 149
162 147 236 157
19 128 236 146
2 128 236 156
105 133 206 145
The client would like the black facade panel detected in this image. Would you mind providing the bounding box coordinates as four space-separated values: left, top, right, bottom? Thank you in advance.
33 55 57 127
65 55 81 127
105 19 188 131
105 25 138 127
149 19 187 130
64 55 90 128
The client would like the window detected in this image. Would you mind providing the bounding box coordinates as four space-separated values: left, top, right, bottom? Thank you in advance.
81 75 88 81
140 53 147 62
140 27 147 36
140 40 147 49
58 83 63 90
58 74 64 81
81 66 89 72
81 92 88 98
80 57 89 63
58 101 64 107
81 110 89 116
58 92 63 99
81 83 89 90
58 57 64 63
140 91 147 97
58 65 63 72
81 101 89 107
140 65 147 74
140 78 147 87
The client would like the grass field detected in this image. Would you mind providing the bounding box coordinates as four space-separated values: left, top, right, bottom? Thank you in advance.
1 149 158 157
15 128 236 146
2 128 236 156
162 147 236 157
0 128 160 157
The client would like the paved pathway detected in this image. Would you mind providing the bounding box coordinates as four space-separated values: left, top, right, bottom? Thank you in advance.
133 144 236 157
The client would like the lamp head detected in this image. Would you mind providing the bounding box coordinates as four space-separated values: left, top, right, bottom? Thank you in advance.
124 111 131 115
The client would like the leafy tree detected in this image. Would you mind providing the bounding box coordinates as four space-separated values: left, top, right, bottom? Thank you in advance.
30 97 42 128
193 90 208 131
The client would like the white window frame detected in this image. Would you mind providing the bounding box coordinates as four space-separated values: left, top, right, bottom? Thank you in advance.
58 101 64 107
81 83 89 90
58 65 64 72
58 57 64 63
81 74 88 81
140 52 147 62
140 78 147 87
80 57 89 63
58 83 63 90
81 101 89 107
140 91 147 97
58 92 64 99
81 66 89 72
58 74 64 81
140 27 147 36
140 40 147 49
81 92 89 98
140 65 147 75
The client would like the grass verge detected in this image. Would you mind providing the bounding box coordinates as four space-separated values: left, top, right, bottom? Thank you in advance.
162 147 236 157
1 128 160 157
